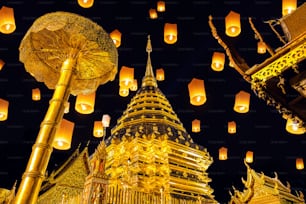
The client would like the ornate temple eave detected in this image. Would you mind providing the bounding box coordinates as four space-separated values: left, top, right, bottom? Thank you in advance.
247 33 306 81
230 163 306 204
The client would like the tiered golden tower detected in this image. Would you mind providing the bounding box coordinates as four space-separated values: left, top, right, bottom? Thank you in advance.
99 36 217 204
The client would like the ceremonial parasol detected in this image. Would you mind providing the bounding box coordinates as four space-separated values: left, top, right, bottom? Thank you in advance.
14 12 118 204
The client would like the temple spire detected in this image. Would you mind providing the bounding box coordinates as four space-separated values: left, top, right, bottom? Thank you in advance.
142 35 157 87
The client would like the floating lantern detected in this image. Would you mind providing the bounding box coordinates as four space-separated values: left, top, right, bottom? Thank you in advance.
233 90 250 113
156 68 165 81
157 1 166 12
53 119 74 150
219 147 228 160
110 29 122 48
282 0 297 16
164 23 177 44
32 88 41 101
75 92 96 114
0 6 16 34
188 78 206 106
192 119 201 133
77 0 94 8
211 52 225 71
225 11 241 37
228 121 236 134
119 66 134 88
0 98 9 121
245 151 254 163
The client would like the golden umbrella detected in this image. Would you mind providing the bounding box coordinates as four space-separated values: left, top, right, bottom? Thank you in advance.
14 12 118 204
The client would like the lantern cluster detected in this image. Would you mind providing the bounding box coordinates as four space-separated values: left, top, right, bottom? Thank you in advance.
149 1 166 19
93 114 111 138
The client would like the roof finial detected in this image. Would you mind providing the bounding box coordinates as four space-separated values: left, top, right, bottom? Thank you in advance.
142 35 157 87
146 35 152 53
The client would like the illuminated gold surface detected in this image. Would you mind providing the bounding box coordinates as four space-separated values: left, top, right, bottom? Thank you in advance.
19 11 118 96
37 148 90 204
229 161 305 204
13 58 75 204
249 36 306 81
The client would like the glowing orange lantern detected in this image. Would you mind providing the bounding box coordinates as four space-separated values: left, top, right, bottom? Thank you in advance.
164 23 177 44
119 86 129 97
156 68 165 81
0 6 16 34
93 121 104 138
53 119 74 150
119 66 134 88
211 52 225 71
75 92 96 114
219 147 228 160
110 29 122 48
245 151 254 163
0 59 5 70
192 119 201 133
257 41 266 54
77 0 94 8
130 79 138 91
157 1 166 12
296 158 304 170
149 9 158 19
228 121 236 134
233 90 250 113
32 88 41 101
0 98 9 121
282 0 297 16
188 78 206 106
225 11 241 37
286 118 305 135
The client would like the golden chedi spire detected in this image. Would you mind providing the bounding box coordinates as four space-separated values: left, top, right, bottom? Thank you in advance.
142 35 157 88
102 36 217 203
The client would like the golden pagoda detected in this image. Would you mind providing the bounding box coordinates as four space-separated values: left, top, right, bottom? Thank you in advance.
36 36 218 204
229 160 305 204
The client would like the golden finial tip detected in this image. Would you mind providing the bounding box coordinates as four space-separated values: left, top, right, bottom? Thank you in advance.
146 35 152 53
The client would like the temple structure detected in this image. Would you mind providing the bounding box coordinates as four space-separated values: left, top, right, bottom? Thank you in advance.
209 2 306 133
229 161 305 204
36 36 218 204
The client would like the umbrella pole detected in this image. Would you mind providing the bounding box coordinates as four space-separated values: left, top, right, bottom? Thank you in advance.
13 58 75 204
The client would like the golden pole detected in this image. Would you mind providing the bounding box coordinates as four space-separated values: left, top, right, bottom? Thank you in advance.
13 58 75 204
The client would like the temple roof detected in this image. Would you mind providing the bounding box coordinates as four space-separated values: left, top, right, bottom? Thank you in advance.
229 161 305 203
38 146 90 201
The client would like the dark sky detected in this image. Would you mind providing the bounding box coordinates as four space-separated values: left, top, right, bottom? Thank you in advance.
0 1 305 203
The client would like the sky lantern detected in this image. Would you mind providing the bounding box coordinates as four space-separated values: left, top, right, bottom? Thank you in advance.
75 92 96 114
53 119 74 150
164 23 177 44
225 11 241 37
211 52 225 71
0 6 16 34
77 0 94 8
233 90 250 113
188 78 206 106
